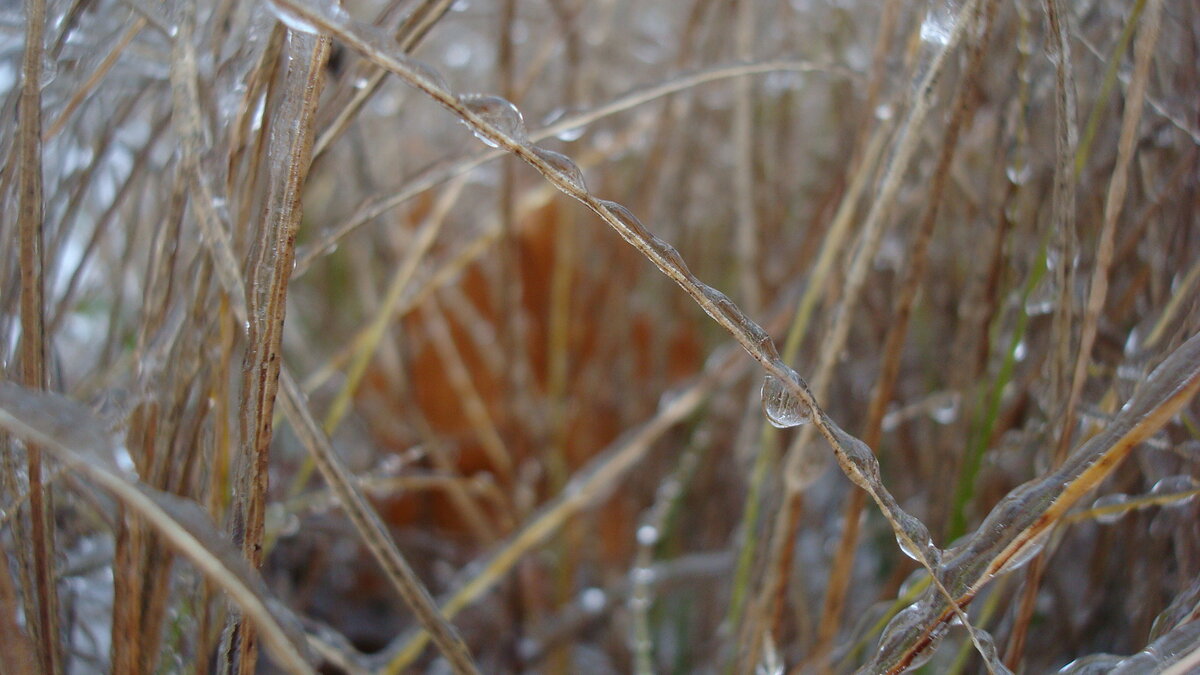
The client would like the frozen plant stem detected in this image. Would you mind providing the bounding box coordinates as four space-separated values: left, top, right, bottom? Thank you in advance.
227 23 330 675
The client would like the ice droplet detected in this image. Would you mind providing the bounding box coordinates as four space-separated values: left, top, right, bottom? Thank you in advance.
971 630 1013 675
377 453 406 476
647 237 692 277
698 285 771 352
761 374 810 428
114 445 138 477
597 199 652 240
1006 161 1032 185
1092 493 1131 524
408 58 450 93
458 94 527 147
895 513 941 566
579 587 606 614
1151 476 1198 505
993 528 1047 575
542 106 586 141
265 502 300 539
874 601 946 671
835 427 882 489
1025 277 1057 315
39 53 57 89
930 393 960 424
531 146 586 192
630 566 655 585
919 2 955 46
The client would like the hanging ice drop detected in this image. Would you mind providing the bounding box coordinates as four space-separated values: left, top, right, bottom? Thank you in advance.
761 374 810 428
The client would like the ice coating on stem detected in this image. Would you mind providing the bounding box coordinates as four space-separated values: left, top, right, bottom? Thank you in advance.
862 599 947 674
1110 620 1200 674
866 333 1200 673
266 0 347 34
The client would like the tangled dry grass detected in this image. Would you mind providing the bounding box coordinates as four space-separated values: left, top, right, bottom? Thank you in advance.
1 0 1198 673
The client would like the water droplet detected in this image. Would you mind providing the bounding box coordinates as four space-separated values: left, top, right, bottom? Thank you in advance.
761 374 810 428
596 199 652 240
875 103 893 121
1092 493 1131 524
630 566 655 585
266 502 300 539
542 106 586 141
278 512 300 537
1025 277 1057 316
1006 161 1032 185
919 2 955 46
627 595 651 612
1124 327 1144 357
930 393 960 424
636 524 660 546
39 54 57 89
895 513 941 566
579 587 606 614
530 146 586 192
993 528 1047 574
114 445 138 477
833 427 882 489
1151 476 1198 504
516 638 539 660
443 42 472 68
407 58 450 93
458 94 527 147
970 629 1013 674
756 636 784 675
697 285 770 352
873 601 945 671
377 453 406 476
647 237 692 277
